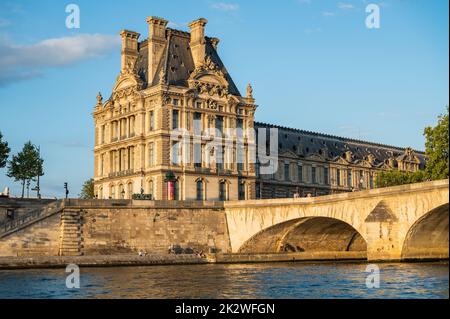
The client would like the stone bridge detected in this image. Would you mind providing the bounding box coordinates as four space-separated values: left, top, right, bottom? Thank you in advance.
223 180 449 261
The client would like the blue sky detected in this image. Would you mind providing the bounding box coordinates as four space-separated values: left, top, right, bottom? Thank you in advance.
0 0 448 198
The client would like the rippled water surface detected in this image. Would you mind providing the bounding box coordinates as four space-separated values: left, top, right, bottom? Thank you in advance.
0 262 448 299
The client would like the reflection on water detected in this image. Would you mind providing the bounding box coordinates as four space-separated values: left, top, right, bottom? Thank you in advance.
0 262 448 299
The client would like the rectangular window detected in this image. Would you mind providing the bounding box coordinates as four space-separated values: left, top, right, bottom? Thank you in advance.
196 101 202 109
359 170 365 188
172 99 179 106
337 169 341 186
216 116 223 135
101 125 105 144
312 167 316 184
348 170 352 188
150 111 154 131
324 167 329 185
284 163 290 181
148 143 154 167
298 165 303 183
172 110 179 129
171 142 179 165
193 112 202 135
370 174 374 189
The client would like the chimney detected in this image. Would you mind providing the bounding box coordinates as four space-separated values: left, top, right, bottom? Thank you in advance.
119 30 140 73
147 16 169 84
188 18 208 68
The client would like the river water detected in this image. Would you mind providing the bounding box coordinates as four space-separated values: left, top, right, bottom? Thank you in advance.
0 261 448 299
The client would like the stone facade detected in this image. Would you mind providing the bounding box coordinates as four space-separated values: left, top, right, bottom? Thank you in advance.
93 17 257 201
93 16 426 201
255 123 426 199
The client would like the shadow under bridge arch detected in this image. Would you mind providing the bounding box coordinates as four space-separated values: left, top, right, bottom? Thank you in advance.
401 203 449 261
238 217 367 254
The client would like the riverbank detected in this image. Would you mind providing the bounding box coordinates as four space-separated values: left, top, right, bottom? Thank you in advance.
0 251 369 270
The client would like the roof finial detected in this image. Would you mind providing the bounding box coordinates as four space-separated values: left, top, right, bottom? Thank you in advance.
96 92 103 107
159 67 166 85
247 83 253 99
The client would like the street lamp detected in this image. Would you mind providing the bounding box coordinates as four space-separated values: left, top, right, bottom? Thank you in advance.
64 182 69 199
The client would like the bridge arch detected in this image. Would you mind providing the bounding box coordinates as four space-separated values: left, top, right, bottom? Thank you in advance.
401 203 449 261
238 217 367 254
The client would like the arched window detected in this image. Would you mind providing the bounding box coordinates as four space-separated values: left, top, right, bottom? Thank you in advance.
110 185 115 199
127 182 133 199
173 180 180 200
119 184 125 199
148 180 154 200
99 187 103 199
219 181 227 201
196 180 204 201
238 181 246 200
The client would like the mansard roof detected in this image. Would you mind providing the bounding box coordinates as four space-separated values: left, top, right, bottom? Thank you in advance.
135 29 241 95
255 122 427 168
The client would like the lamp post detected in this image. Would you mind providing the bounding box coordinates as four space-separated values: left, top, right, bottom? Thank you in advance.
64 182 69 199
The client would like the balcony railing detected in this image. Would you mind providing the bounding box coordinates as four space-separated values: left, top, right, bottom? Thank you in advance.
108 169 135 178
195 167 211 174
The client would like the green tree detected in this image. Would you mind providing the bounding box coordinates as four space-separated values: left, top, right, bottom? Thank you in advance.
424 106 449 180
80 178 95 199
375 170 426 188
7 142 44 198
0 131 10 168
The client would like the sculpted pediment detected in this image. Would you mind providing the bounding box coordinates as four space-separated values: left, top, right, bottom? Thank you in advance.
334 156 350 165
113 72 143 93
305 153 325 162
358 160 373 168
280 150 299 159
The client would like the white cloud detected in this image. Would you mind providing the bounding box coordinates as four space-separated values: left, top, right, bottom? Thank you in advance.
0 34 120 86
338 2 355 9
322 11 336 16
210 2 239 11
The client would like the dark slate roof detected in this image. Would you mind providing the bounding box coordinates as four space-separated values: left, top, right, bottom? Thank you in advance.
255 122 427 168
135 29 241 95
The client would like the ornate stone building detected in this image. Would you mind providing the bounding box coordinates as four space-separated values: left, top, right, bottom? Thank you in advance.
93 17 257 201
93 16 426 200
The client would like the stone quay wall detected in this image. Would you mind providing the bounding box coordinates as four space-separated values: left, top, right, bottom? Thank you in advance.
0 200 231 257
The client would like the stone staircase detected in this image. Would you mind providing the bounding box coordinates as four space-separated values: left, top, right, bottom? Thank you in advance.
59 210 83 256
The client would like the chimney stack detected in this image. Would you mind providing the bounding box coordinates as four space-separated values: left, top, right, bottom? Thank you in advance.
188 18 208 68
147 16 169 84
119 30 140 73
